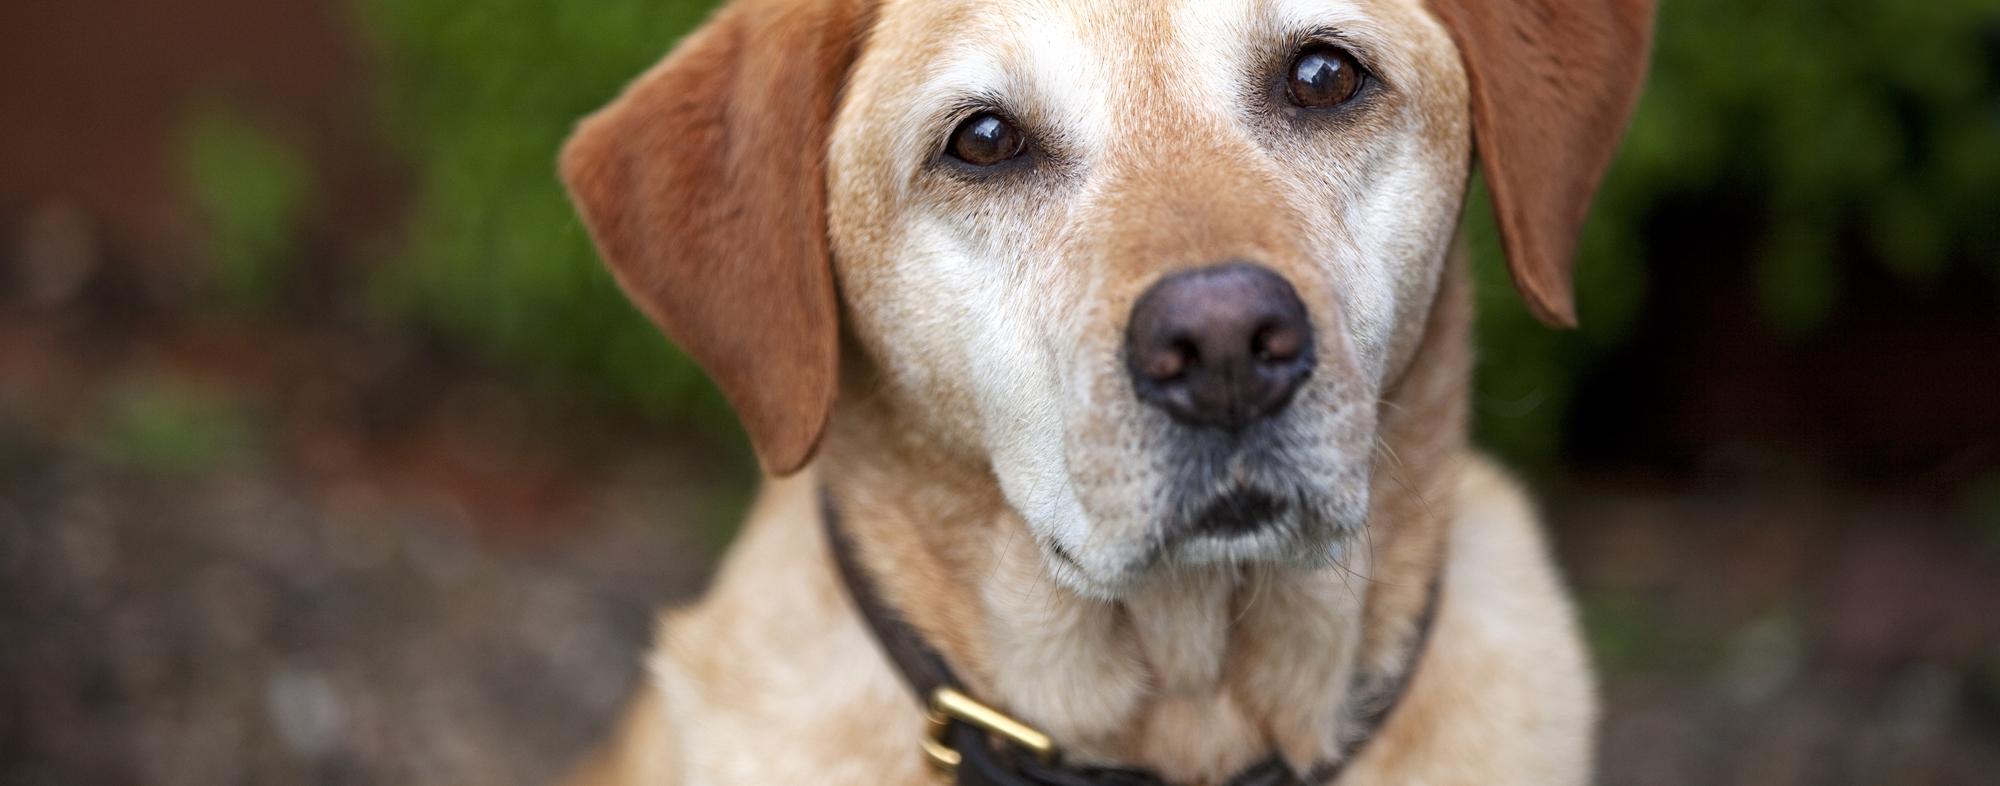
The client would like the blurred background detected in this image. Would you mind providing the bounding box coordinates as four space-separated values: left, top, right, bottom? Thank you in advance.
1 0 1997 783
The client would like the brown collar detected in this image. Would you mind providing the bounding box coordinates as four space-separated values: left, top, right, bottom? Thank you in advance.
821 488 1442 786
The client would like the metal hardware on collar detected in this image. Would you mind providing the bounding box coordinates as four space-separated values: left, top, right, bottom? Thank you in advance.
931 687 1057 763
922 711 963 771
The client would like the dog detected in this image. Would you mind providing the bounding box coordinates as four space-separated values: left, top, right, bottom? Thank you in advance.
555 0 1652 782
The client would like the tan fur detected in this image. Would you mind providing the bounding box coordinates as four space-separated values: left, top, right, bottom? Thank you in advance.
556 0 1650 782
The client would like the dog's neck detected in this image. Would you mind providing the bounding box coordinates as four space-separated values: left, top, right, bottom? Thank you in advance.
818 254 1472 782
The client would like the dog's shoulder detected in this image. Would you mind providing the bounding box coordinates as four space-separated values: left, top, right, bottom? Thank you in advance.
581 474 931 786
1342 454 1597 785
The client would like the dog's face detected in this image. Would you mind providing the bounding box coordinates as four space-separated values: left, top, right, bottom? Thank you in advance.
561 0 1648 595
826 0 1469 595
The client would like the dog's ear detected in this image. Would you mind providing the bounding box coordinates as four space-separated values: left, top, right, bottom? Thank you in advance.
560 0 872 475
1427 0 1655 327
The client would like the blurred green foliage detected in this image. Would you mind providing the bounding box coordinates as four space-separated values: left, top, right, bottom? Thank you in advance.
1578 588 1669 673
346 0 2000 458
94 377 259 473
353 0 723 416
1470 0 2000 462
180 99 313 313
1959 471 2000 556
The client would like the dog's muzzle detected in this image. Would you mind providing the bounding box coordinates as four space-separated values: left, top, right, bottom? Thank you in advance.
1125 262 1334 548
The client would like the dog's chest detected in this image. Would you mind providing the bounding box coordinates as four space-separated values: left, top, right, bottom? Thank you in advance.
979 555 1366 783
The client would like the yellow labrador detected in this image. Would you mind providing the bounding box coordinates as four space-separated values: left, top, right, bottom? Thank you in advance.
557 0 1652 782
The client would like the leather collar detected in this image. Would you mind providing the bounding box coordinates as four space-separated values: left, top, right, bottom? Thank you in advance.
822 488 1442 786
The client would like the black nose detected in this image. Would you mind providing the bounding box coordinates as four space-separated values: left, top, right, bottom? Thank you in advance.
1125 263 1314 430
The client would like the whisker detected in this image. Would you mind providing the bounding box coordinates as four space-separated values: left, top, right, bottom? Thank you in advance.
990 521 1019 585
1230 564 1268 626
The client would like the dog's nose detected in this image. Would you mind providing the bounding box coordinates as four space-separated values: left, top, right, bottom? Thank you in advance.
1125 263 1314 430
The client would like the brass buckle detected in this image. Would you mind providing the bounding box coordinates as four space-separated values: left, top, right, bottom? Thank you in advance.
922 687 1057 772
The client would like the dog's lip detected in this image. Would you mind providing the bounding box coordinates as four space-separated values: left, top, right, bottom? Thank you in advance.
1049 512 1341 598
1049 455 1371 596
1183 487 1288 538
1107 485 1326 573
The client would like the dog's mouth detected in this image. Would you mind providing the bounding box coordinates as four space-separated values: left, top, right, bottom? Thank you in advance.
1047 392 1374 596
1155 482 1329 566
1055 470 1361 597
1049 483 1339 597
1186 487 1287 537
1162 424 1347 531
1160 425 1370 563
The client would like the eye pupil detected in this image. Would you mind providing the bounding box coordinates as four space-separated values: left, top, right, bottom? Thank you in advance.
1288 46 1361 108
949 112 1023 166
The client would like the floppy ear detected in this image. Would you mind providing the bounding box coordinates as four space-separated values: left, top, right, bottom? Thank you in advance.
560 0 872 475
1426 0 1655 327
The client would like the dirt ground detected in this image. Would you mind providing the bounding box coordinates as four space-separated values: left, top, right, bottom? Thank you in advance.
1551 473 2000 786
0 296 751 786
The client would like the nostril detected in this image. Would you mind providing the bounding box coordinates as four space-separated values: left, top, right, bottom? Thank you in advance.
1252 322 1305 363
1138 338 1197 381
1170 338 1200 372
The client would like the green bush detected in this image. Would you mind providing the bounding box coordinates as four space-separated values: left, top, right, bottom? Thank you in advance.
95 376 260 472
180 98 313 313
354 0 725 417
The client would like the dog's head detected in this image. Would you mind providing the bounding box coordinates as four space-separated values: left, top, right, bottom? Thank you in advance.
562 0 1650 597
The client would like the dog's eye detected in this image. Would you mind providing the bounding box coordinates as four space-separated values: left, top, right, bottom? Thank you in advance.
1287 45 1362 108
947 112 1024 166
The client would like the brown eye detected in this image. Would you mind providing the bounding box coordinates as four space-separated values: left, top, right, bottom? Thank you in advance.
1287 45 1362 108
947 112 1024 166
